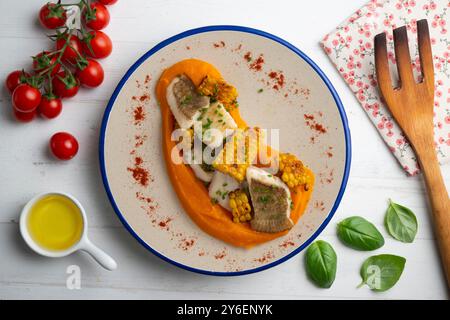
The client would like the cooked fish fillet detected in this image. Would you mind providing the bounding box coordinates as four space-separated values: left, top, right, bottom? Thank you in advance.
246 167 293 233
197 102 237 147
208 171 240 211
166 75 210 129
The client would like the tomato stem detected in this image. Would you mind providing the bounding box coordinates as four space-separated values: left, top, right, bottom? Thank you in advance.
28 0 99 94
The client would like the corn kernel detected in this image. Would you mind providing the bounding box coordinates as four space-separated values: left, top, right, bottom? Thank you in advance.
278 153 310 189
197 75 239 111
228 189 253 224
213 128 260 182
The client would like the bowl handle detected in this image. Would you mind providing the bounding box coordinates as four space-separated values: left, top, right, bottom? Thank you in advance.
81 239 117 271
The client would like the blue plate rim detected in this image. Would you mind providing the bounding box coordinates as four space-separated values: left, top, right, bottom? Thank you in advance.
99 25 352 277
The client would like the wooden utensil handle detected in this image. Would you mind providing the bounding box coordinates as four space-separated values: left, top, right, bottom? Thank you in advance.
416 146 450 287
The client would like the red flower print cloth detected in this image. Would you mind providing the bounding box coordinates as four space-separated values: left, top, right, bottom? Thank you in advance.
321 0 450 176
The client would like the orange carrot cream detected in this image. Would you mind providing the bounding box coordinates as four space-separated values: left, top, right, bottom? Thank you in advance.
156 59 314 248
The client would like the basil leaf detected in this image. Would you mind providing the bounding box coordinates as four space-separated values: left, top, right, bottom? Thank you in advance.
337 216 385 251
385 200 418 243
305 240 337 288
359 254 406 292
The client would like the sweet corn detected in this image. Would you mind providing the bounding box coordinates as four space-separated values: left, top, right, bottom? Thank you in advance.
213 128 260 182
197 75 238 111
229 189 252 223
278 153 310 189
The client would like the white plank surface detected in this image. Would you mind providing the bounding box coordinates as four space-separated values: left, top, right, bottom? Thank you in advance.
0 0 448 300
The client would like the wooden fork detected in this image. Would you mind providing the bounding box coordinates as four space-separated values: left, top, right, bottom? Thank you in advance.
375 19 450 288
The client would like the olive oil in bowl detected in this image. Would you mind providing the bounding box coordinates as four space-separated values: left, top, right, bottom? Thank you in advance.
27 194 84 251
20 192 117 270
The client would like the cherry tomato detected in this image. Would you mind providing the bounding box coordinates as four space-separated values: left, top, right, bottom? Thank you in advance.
76 59 104 88
99 0 118 5
39 3 67 29
52 71 80 98
38 95 63 119
83 3 110 30
56 34 83 63
12 84 41 113
32 51 61 76
13 108 37 123
50 132 79 160
5 70 29 94
83 31 112 59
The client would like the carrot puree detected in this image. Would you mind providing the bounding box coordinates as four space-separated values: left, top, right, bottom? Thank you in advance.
156 59 314 248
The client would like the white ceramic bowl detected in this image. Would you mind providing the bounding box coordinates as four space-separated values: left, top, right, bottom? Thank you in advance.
100 26 351 275
20 192 117 270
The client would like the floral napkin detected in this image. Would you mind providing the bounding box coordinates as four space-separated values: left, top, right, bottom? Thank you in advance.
321 0 450 175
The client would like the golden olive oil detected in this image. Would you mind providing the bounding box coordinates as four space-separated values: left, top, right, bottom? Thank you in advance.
27 195 83 251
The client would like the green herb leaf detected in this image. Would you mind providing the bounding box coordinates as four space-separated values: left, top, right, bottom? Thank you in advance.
305 240 337 289
359 254 406 292
385 200 418 243
337 216 384 251
180 94 192 105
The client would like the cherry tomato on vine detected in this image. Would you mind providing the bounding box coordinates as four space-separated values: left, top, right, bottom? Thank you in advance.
83 31 112 59
52 71 80 98
5 70 29 94
13 108 37 123
56 34 83 63
39 3 67 29
32 51 61 76
99 0 118 5
83 3 110 30
76 59 104 88
38 95 63 119
50 132 79 160
12 84 41 113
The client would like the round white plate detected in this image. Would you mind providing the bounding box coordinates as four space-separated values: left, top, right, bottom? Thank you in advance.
100 26 351 276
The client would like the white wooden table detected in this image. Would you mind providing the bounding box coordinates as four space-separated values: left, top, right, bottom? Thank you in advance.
0 0 448 300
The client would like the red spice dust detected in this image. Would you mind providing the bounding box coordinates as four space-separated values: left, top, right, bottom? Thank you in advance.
279 240 295 248
134 134 147 148
179 238 196 251
254 251 274 263
314 123 327 133
326 146 334 158
244 51 252 62
319 167 335 185
158 218 173 229
233 44 243 52
214 250 227 260
304 114 327 134
127 157 151 187
135 192 157 215
132 94 150 103
144 74 151 84
133 106 146 125
249 55 265 71
213 41 226 48
136 191 153 204
268 71 285 90
314 200 325 212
